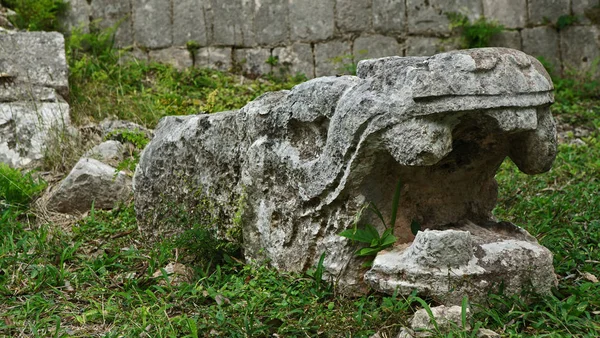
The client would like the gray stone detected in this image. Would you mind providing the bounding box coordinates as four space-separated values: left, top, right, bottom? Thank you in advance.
406 0 483 34
0 32 68 99
528 0 570 26
488 30 522 50
560 25 600 76
482 0 526 29
314 40 352 77
289 0 335 41
233 48 272 76
195 47 233 71
48 157 132 214
149 47 193 71
62 0 91 33
373 0 406 34
273 43 314 78
365 223 557 304
412 305 470 333
0 102 70 168
85 140 124 165
574 0 599 24
173 0 208 46
133 0 172 49
206 0 255 47
254 0 289 45
404 37 442 56
336 0 371 33
521 27 560 73
90 0 133 47
134 48 557 294
477 328 501 338
353 35 401 62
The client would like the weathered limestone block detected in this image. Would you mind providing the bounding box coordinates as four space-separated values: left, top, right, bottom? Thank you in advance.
365 222 557 304
173 0 208 46
289 0 335 41
573 0 599 24
522 27 560 72
406 0 482 34
194 47 232 71
133 0 172 49
336 0 371 33
206 0 255 46
403 37 443 57
254 0 289 45
488 30 522 50
353 35 401 62
273 43 314 78
560 25 600 76
373 0 406 34
0 32 70 168
62 0 91 33
233 48 272 77
528 0 570 26
134 48 557 295
48 158 132 214
90 0 133 47
482 0 526 29
84 140 124 166
149 47 193 71
314 40 352 77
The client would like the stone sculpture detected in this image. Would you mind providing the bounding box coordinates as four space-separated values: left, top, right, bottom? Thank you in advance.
134 48 558 301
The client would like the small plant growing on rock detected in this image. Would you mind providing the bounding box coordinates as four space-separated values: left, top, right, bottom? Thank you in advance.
447 12 504 49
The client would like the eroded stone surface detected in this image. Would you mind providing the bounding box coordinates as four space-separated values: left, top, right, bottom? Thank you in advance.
365 222 557 303
134 48 557 293
48 158 132 214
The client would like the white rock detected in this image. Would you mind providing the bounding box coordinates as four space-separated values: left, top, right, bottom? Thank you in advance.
85 140 124 165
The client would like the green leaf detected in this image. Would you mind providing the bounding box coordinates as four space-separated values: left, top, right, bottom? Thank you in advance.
379 234 397 248
339 228 376 244
356 247 382 257
369 203 387 228
364 224 381 241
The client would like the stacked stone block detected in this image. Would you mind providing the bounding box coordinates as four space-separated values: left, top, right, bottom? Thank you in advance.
64 0 600 78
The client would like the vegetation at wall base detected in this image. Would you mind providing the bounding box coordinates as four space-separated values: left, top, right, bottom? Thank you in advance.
1 0 68 31
447 12 504 49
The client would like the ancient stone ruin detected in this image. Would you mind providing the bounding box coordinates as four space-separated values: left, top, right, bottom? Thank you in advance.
134 48 558 303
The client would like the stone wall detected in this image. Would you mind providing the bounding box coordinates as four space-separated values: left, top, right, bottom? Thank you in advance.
64 0 600 78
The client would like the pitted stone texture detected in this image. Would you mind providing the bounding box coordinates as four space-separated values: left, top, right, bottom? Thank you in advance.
273 43 314 78
365 223 557 304
353 35 401 62
135 48 557 293
522 27 560 72
254 0 289 45
0 32 68 99
482 0 526 28
412 305 470 333
149 47 193 71
0 102 70 168
133 0 172 48
315 40 352 77
90 0 133 47
560 26 600 78
48 158 132 214
336 0 371 33
195 47 232 71
233 48 272 76
289 0 335 41
62 0 91 33
528 0 570 26
173 0 208 46
373 0 406 33
84 140 124 166
206 0 255 46
406 0 482 34
489 30 522 50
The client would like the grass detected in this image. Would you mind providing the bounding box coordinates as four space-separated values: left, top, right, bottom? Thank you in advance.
1 25 600 336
